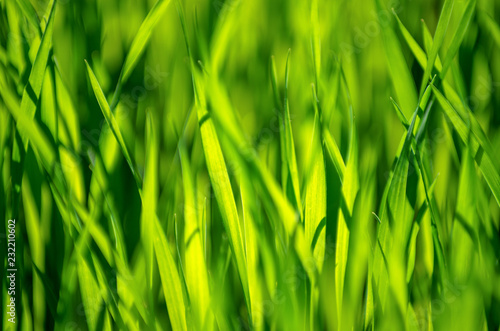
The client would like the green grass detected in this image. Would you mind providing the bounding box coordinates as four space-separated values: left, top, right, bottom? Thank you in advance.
1 0 500 330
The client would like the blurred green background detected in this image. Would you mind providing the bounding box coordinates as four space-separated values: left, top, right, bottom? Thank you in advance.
1 0 500 329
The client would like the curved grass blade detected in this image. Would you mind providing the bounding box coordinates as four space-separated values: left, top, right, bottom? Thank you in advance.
18 0 55 147
85 60 142 188
110 0 172 108
0 75 56 171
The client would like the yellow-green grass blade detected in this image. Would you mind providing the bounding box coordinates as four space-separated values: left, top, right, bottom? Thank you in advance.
342 147 377 330
419 0 454 96
21 173 46 330
85 60 142 188
177 2 251 315
179 138 211 329
392 10 427 70
479 11 500 47
138 111 160 327
203 75 316 282
450 146 478 283
15 0 40 33
153 214 188 331
88 153 128 265
305 87 326 274
194 76 251 316
421 20 443 74
311 0 321 88
270 55 283 110
412 149 448 283
18 0 55 147
0 75 56 173
335 70 359 327
432 85 500 206
323 129 346 183
120 0 171 83
270 55 290 218
41 68 57 144
90 254 137 330
441 0 476 76
240 174 264 330
305 85 327 331
54 65 81 151
77 256 105 331
393 12 445 80
374 0 417 117
283 49 303 214
390 97 410 129
390 95 445 284
374 106 419 317
110 0 171 108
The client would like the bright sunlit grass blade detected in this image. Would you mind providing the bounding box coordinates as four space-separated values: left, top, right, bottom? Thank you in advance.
179 137 211 329
323 129 346 182
240 174 264 330
154 215 188 331
305 87 326 273
335 71 359 328
194 81 251 317
177 0 252 317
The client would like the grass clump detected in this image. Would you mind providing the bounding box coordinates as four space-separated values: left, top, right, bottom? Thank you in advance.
1 0 500 330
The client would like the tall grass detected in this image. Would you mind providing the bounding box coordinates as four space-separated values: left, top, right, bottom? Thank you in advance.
1 0 500 330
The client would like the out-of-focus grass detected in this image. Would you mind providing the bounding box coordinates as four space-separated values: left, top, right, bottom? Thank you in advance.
1 0 500 330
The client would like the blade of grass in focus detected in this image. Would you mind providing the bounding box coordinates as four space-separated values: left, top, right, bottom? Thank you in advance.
85 60 142 188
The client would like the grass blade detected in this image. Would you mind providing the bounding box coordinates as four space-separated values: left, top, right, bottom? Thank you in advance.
419 0 454 95
85 60 142 188
431 85 500 206
374 0 417 117
154 214 188 331
179 138 211 329
110 0 171 108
